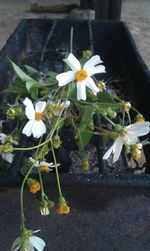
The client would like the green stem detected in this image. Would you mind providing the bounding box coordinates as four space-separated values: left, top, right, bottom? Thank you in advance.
51 144 62 197
70 27 74 53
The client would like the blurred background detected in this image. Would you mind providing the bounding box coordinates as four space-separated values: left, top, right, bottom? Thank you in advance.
0 0 149 68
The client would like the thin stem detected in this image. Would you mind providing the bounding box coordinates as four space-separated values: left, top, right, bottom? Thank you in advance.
122 111 125 126
70 27 74 53
127 111 131 124
51 143 62 197
38 168 45 198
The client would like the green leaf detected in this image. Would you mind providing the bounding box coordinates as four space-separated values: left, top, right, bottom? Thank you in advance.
1 78 27 94
77 106 95 152
25 65 39 79
97 90 114 103
68 82 77 99
29 85 38 100
26 80 36 91
8 59 34 82
47 71 57 82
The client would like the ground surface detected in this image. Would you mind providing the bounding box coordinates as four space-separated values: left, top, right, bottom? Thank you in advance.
1 185 150 251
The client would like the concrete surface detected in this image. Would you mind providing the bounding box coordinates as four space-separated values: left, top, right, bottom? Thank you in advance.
0 0 149 68
1 185 150 251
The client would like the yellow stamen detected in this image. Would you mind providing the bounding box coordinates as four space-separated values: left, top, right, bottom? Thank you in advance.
35 112 43 121
133 153 142 160
52 104 62 112
75 69 88 81
40 166 50 173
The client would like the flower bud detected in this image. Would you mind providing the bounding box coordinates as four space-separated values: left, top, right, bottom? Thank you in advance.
121 101 131 112
107 107 117 119
3 143 14 153
98 81 106 91
82 50 92 59
135 114 145 122
7 107 16 120
82 157 89 171
114 124 123 132
52 135 62 149
56 196 70 215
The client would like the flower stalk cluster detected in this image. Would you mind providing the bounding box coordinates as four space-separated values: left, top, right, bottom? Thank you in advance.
0 47 150 251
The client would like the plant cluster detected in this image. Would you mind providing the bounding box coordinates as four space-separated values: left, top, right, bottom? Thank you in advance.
0 44 150 250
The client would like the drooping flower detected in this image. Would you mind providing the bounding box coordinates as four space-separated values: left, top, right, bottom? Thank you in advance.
0 133 18 145
103 122 150 163
0 144 14 163
22 98 46 138
56 53 106 101
11 229 45 251
56 196 70 215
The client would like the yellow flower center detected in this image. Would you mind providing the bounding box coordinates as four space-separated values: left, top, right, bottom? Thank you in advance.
52 104 62 112
75 69 88 81
133 153 142 160
35 112 43 121
40 166 50 173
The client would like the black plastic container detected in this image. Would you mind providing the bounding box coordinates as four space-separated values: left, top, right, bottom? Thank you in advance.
0 19 150 187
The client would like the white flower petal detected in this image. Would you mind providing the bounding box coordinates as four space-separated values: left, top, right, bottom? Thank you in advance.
126 122 150 137
61 100 70 108
112 137 123 163
29 236 46 251
22 120 34 137
103 139 118 160
32 121 46 138
11 237 21 251
56 71 75 86
76 81 86 100
23 98 35 120
28 243 35 251
35 101 46 113
29 157 40 167
2 153 14 163
123 134 138 145
86 77 99 95
89 65 106 76
64 53 81 71
0 133 7 144
83 55 103 70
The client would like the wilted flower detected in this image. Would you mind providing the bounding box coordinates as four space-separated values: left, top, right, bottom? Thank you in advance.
56 53 106 101
22 98 46 138
0 144 14 163
11 229 45 251
82 50 92 59
131 143 143 160
27 178 41 194
103 122 150 163
56 196 70 215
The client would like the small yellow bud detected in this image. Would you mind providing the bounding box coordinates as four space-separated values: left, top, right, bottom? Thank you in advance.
7 107 16 120
82 50 92 59
52 135 62 149
44 106 53 119
98 81 106 91
122 102 131 112
82 157 89 171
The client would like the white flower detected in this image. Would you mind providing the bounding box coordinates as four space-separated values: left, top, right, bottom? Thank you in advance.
103 122 150 163
52 100 70 116
56 53 106 100
2 152 14 163
22 98 46 138
11 230 45 251
29 157 59 171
